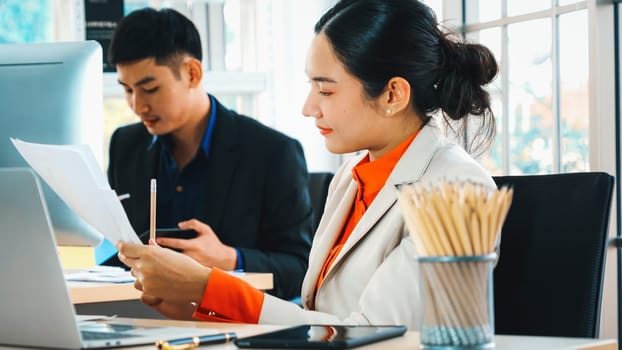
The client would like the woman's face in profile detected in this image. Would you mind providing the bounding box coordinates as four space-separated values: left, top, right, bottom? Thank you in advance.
302 34 387 155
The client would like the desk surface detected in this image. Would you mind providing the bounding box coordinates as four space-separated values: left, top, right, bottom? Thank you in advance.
115 319 618 350
67 272 273 304
0 318 612 350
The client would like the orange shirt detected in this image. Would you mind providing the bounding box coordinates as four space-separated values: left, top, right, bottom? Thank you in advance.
315 131 418 290
194 267 264 323
193 131 418 323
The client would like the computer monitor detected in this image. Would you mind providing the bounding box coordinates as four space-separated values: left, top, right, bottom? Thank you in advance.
0 41 104 246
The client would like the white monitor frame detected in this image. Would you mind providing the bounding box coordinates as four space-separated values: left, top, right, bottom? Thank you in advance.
0 40 104 246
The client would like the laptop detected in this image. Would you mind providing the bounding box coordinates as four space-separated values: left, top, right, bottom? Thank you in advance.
0 168 216 349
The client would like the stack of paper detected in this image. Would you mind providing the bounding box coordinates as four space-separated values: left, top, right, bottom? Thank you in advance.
11 138 140 244
64 266 135 283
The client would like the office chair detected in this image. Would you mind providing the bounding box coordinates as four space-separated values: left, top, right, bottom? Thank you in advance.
492 172 614 338
289 172 333 306
308 172 334 233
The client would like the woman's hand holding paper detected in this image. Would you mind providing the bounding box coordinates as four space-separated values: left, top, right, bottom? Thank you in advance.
116 240 211 305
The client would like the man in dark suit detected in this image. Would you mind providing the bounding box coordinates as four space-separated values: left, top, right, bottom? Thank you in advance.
103 8 313 300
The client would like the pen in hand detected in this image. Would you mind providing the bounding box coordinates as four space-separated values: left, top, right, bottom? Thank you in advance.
150 178 157 244
156 332 237 350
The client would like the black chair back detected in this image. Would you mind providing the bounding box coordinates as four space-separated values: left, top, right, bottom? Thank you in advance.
493 172 614 338
308 172 333 233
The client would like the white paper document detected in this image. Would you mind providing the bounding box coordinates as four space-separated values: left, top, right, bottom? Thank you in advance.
11 138 141 244
64 266 136 283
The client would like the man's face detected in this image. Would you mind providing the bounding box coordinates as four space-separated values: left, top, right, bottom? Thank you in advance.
116 58 193 135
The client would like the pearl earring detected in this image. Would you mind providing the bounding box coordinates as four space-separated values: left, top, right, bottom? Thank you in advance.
386 108 392 115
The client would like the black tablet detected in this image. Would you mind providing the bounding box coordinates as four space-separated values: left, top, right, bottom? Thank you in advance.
234 325 407 348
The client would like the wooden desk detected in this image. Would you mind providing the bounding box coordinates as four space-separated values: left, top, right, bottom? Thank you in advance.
68 273 272 319
68 272 273 304
1 318 612 350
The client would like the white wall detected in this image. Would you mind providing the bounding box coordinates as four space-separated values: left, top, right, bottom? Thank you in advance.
264 0 341 173
589 0 617 340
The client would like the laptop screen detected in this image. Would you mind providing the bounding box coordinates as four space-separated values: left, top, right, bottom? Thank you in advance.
0 168 216 349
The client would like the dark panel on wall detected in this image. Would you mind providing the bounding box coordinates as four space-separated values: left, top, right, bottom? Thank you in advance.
84 0 124 72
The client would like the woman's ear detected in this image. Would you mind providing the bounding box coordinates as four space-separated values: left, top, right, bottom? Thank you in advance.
185 58 203 88
383 77 411 116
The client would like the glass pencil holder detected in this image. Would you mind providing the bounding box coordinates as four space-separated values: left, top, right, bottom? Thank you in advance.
417 254 497 350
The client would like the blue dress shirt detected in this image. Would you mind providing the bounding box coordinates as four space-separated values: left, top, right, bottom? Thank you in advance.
153 96 243 270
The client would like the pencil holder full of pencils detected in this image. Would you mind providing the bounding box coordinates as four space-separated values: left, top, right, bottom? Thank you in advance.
397 180 514 350
418 254 496 350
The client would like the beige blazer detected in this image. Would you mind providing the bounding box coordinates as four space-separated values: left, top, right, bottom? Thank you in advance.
258 122 495 330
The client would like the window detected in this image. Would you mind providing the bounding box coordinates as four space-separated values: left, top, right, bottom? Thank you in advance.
103 0 272 167
0 0 601 176
464 1 590 175
0 0 53 43
0 0 341 171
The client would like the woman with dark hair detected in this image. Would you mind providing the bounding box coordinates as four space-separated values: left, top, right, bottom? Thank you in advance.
117 0 498 330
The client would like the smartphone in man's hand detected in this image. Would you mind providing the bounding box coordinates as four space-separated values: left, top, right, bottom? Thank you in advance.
155 228 198 239
139 228 198 242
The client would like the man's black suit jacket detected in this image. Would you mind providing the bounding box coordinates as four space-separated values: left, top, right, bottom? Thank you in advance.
106 96 313 299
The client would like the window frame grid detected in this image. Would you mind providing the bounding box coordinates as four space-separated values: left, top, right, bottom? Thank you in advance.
463 0 588 174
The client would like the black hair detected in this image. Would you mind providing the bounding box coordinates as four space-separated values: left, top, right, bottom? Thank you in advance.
108 8 202 74
314 0 498 155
